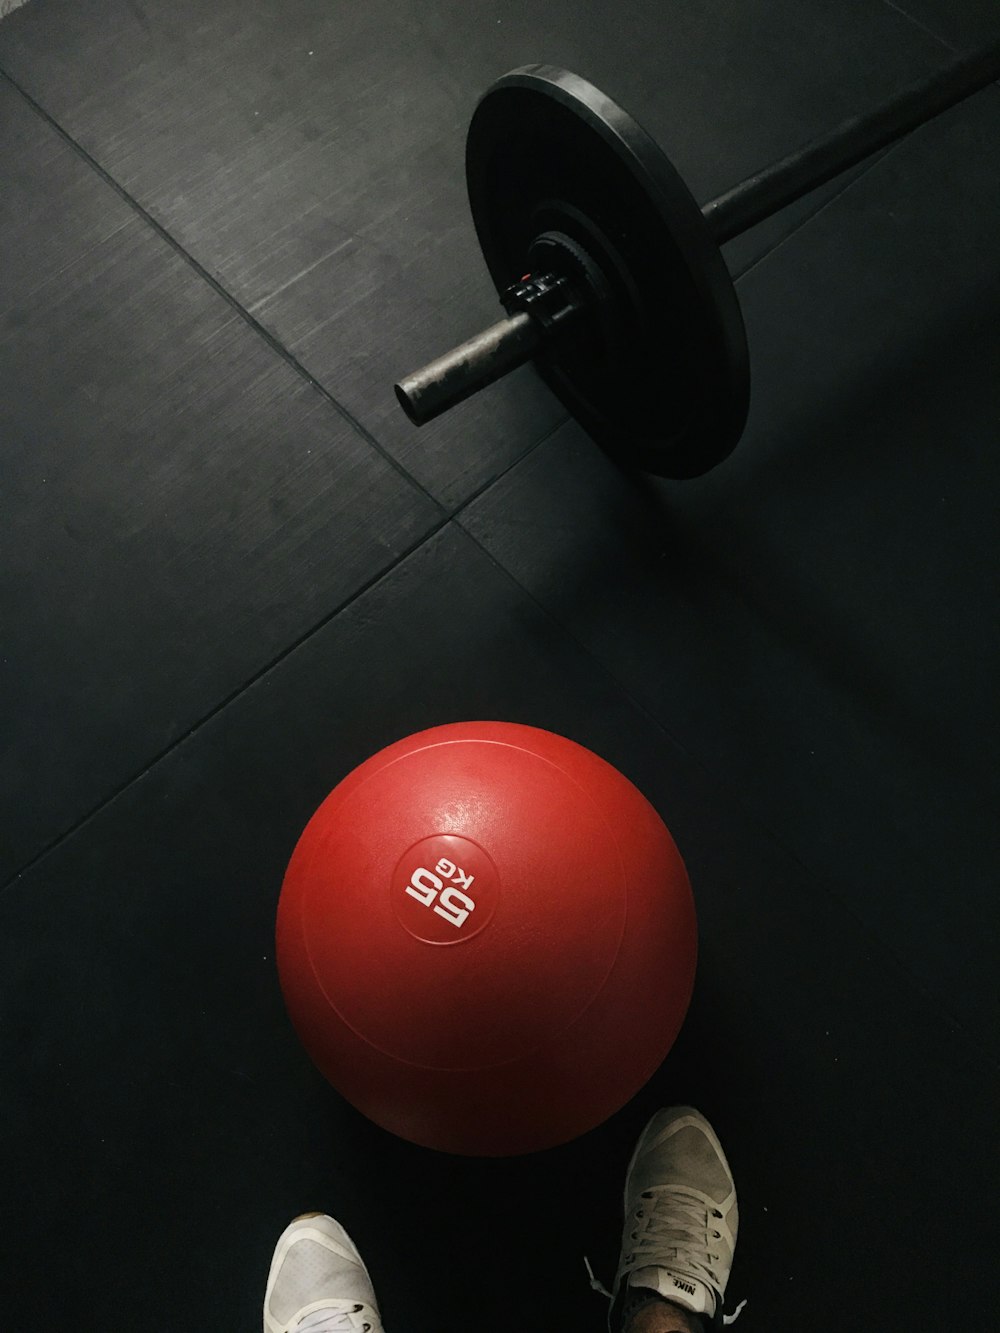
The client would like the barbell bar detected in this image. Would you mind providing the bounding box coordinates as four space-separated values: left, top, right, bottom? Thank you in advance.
395 44 1000 478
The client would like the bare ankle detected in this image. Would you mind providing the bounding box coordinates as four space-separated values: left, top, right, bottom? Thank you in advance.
625 1296 702 1333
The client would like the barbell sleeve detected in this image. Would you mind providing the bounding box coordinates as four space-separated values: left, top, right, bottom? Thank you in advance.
394 311 542 426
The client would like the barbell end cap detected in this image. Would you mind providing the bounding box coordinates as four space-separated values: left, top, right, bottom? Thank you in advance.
394 379 427 426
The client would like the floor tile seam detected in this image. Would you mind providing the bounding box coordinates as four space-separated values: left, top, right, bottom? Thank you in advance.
447 413 571 515
0 67 447 516
0 417 568 894
0 512 457 894
450 519 998 1062
879 0 974 51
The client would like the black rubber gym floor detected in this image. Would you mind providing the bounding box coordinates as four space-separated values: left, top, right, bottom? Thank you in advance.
1 2 997 1328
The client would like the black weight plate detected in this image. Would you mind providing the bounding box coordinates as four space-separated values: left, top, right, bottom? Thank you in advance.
466 66 750 479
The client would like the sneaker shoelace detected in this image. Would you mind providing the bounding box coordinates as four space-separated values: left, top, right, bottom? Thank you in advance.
583 1186 747 1327
290 1302 372 1333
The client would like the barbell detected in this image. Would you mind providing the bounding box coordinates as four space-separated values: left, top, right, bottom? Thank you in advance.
394 47 1000 478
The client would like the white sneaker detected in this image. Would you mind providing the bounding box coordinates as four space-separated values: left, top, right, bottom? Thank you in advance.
585 1107 744 1329
263 1213 384 1333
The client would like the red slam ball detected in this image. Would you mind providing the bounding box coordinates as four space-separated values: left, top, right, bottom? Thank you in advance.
275 722 697 1156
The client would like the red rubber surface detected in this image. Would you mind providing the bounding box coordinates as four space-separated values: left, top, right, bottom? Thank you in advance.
276 722 697 1156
